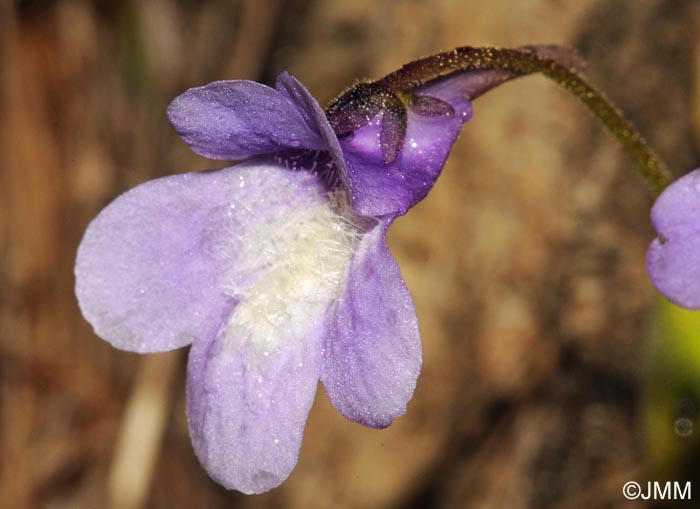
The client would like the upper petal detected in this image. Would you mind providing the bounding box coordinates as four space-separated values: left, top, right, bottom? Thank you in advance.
647 168 700 309
167 80 325 160
275 72 354 192
75 161 337 353
321 219 422 428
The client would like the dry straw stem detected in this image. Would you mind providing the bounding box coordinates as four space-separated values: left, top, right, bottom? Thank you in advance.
108 352 180 509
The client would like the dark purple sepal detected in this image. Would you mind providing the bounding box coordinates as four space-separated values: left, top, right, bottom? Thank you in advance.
410 94 455 116
379 94 408 165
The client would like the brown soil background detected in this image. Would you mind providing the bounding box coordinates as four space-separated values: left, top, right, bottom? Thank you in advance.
2 0 699 508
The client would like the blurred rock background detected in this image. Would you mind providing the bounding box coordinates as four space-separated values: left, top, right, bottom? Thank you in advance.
1 0 699 508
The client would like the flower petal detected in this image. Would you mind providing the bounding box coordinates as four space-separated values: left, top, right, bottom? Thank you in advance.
76 169 236 352
647 168 700 309
167 80 324 160
186 313 323 494
185 161 358 492
321 220 422 428
75 161 337 353
275 72 353 190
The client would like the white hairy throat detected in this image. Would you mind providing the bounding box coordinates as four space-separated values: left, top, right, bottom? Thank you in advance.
221 187 364 360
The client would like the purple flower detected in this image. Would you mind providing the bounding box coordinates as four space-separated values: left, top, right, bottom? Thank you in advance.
74 70 512 493
647 168 700 309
